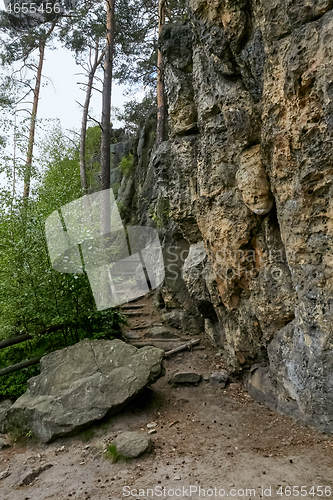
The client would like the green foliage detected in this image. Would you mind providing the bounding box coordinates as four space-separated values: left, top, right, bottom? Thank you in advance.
0 366 40 400
119 153 134 177
111 182 121 197
117 200 130 221
150 198 170 229
0 128 125 400
104 443 127 463
8 426 34 444
116 93 156 134
85 125 101 190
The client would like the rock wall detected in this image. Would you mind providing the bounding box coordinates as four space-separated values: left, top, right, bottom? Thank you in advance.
125 0 333 432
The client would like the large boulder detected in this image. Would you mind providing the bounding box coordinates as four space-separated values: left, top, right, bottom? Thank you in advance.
4 339 164 442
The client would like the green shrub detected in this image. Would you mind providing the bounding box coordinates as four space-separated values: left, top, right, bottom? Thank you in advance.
119 153 134 177
104 443 127 463
0 128 126 401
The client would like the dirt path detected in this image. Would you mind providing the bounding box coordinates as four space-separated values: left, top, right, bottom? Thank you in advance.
0 343 332 500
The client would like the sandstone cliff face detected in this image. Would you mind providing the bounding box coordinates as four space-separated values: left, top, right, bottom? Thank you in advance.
127 0 333 432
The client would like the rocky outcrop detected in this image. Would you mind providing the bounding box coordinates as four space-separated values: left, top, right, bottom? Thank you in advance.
3 339 164 442
129 0 333 432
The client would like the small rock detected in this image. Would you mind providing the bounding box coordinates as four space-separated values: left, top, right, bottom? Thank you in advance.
17 464 53 486
0 469 10 480
55 445 66 454
149 326 180 339
161 310 184 329
0 435 10 450
113 431 151 459
210 370 229 386
229 382 241 391
203 375 210 381
123 331 142 340
168 372 202 386
148 429 157 435
146 422 157 429
174 475 181 481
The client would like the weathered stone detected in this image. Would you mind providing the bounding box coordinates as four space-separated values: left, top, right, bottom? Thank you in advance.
0 469 10 480
204 318 221 345
0 401 12 434
210 371 229 386
17 464 53 487
4 340 164 442
183 242 221 330
168 371 202 385
236 145 273 215
113 431 151 458
0 435 10 450
149 326 180 339
146 422 157 429
123 330 142 340
162 309 185 329
160 25 197 136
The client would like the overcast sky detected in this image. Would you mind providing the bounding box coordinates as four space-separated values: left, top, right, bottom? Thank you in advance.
39 47 127 131
0 0 128 132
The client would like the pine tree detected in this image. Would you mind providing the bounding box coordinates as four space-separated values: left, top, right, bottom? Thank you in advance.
100 0 115 191
0 3 60 199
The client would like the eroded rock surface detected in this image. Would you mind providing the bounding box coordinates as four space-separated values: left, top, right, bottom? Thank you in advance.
4 340 164 442
127 0 333 431
168 371 202 386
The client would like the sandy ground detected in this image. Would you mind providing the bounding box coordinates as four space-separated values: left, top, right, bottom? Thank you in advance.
0 344 332 500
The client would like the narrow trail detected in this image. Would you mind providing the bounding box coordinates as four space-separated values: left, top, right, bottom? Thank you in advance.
0 298 332 500
120 294 193 351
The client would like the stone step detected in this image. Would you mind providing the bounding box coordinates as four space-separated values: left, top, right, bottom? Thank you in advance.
123 311 151 318
147 326 181 339
130 340 186 350
121 304 145 311
124 295 150 305
122 331 144 341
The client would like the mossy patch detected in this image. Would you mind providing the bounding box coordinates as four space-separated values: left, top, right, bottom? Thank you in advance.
104 443 128 463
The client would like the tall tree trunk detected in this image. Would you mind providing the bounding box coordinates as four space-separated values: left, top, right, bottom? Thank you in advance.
11 108 17 212
23 21 56 200
156 0 166 144
23 39 45 200
100 0 115 191
80 42 104 193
